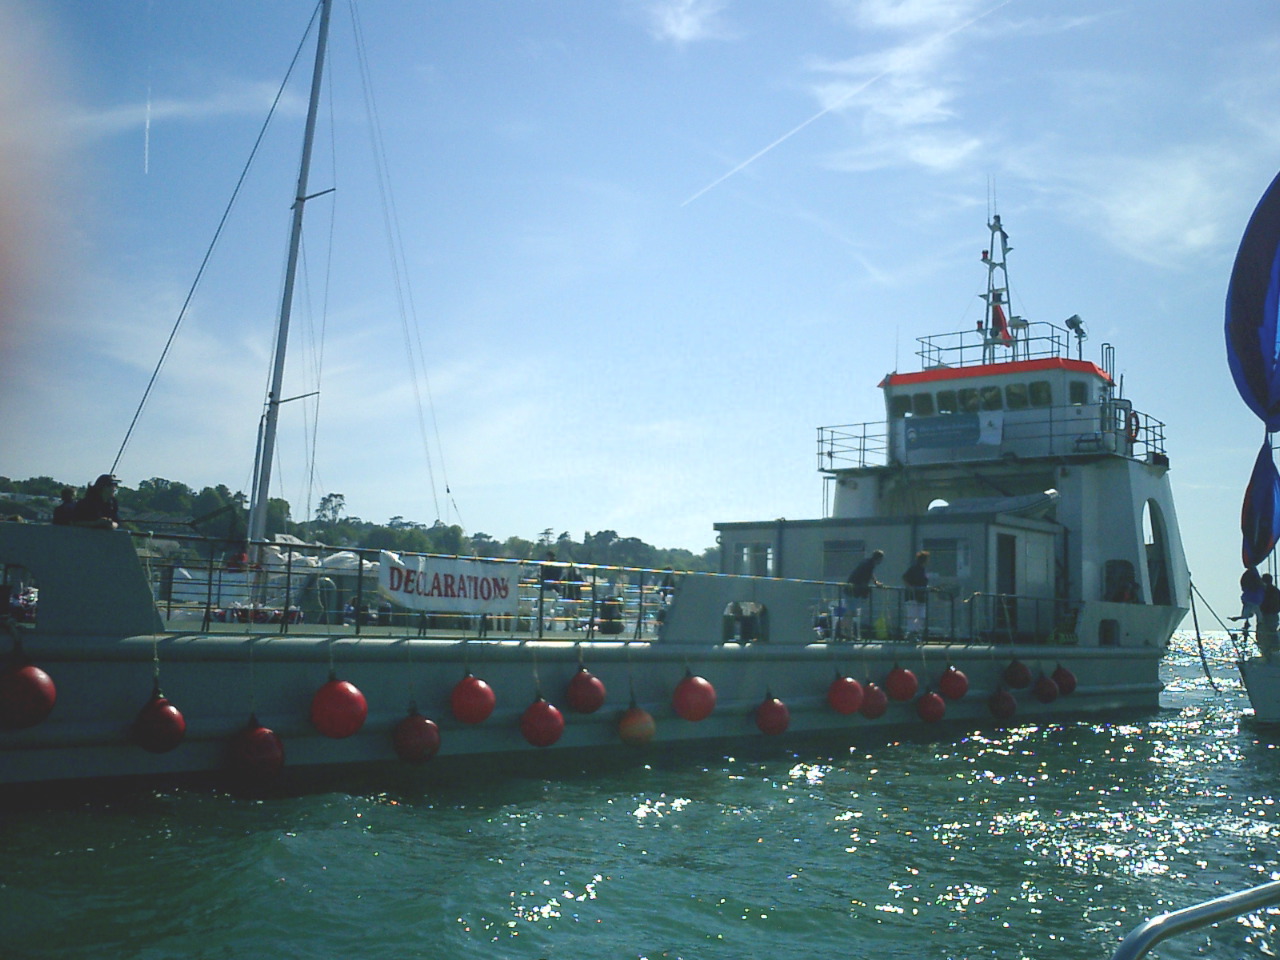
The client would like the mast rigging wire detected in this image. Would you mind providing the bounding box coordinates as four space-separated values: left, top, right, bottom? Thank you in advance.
111 5 322 477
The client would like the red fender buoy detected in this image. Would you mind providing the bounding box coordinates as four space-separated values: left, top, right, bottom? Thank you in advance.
1032 674 1060 704
451 673 496 724
672 673 716 722
938 665 969 701
1003 659 1032 689
1051 664 1078 696
392 710 441 763
859 681 888 719
988 688 1017 721
0 661 56 729
566 666 607 714
228 716 284 780
618 704 656 745
311 676 368 739
885 665 918 702
755 695 790 736
520 697 565 747
916 690 946 723
133 687 186 753
827 675 864 715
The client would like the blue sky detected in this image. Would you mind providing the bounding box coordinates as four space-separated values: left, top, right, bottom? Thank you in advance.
0 0 1277 614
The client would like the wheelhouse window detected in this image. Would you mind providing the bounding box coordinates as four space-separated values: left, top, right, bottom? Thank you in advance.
1069 381 1089 405
979 386 1003 410
889 395 912 418
1005 382 1029 409
937 390 957 414
1029 381 1053 407
912 393 935 416
958 388 980 412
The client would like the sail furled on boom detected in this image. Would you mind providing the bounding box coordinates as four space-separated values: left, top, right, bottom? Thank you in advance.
1227 169 1280 567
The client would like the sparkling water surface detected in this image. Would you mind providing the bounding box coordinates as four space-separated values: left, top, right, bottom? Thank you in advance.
4 633 1279 960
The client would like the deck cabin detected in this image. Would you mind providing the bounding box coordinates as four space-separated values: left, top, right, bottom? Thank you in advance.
716 318 1189 649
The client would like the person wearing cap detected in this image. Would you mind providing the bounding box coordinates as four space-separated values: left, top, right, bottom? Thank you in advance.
72 474 120 529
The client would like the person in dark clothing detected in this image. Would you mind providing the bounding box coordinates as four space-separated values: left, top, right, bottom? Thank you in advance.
839 549 884 640
72 474 120 529
845 550 885 598
51 487 76 525
1233 565 1265 621
902 550 930 602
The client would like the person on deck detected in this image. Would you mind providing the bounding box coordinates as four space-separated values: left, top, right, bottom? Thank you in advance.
1258 574 1280 660
1233 566 1265 622
71 475 120 529
902 550 931 638
51 487 76 525
841 550 884 639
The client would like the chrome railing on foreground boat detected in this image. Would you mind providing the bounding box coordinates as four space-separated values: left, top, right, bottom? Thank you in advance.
1108 878 1280 960
818 403 1167 471
112 533 1082 647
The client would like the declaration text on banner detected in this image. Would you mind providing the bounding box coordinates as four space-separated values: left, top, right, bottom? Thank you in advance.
378 551 520 614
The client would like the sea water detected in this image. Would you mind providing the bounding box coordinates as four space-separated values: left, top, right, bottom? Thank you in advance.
3 633 1278 960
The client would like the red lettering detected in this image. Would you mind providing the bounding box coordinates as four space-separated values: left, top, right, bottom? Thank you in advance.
389 567 403 591
498 580 509 599
404 570 416 594
430 573 443 597
443 573 456 597
479 578 492 601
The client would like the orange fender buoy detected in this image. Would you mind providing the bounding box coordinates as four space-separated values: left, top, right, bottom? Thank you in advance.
885 665 918 702
859 682 888 719
916 690 946 723
618 704 656 745
0 661 56 730
228 716 284 781
938 665 969 701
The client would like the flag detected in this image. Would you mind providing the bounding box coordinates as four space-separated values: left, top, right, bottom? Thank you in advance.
992 302 1012 344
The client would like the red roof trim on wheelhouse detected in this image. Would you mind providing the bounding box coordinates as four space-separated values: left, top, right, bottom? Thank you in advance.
879 357 1110 389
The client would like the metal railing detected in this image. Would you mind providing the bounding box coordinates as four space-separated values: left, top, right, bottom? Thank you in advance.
818 403 1166 470
131 532 681 640
1109 879 1280 960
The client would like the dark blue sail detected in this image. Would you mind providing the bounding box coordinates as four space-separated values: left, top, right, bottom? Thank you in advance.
1227 169 1280 430
1243 437 1280 568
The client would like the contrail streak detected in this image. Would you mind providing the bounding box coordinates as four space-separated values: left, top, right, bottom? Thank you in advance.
680 0 1014 206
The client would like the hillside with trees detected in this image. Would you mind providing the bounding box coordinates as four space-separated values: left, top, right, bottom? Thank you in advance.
0 476 719 572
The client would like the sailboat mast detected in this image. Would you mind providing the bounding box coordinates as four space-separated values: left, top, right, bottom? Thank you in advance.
247 0 333 545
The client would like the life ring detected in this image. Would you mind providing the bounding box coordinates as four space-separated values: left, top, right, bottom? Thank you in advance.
1126 411 1140 442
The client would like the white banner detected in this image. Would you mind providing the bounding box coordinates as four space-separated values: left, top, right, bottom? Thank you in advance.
377 551 519 614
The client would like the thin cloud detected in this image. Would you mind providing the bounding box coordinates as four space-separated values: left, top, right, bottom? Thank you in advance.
681 0 1013 204
62 82 299 143
643 0 733 46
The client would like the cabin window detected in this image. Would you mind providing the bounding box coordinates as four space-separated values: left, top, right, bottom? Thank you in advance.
922 538 969 578
1069 381 1089 405
1005 383 1029 410
979 386 1003 410
889 395 912 418
1029 381 1053 407
936 390 957 415
1103 559 1140 603
958 388 980 413
3 564 37 627
735 543 774 577
912 393 935 416
823 539 866 581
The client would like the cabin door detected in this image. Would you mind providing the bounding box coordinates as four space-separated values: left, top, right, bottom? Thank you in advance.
995 533 1017 635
